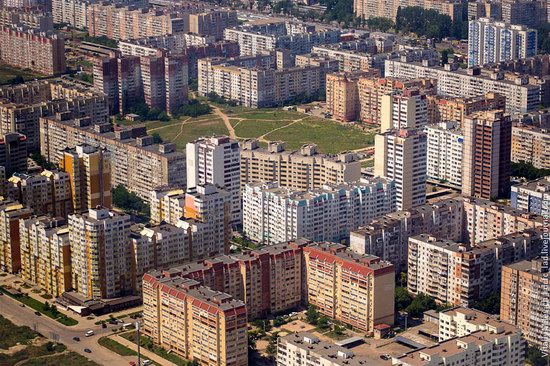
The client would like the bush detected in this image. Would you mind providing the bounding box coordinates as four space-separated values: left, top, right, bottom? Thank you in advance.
176 100 212 117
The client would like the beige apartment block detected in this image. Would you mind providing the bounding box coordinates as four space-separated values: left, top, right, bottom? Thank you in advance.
0 201 33 273
511 122 550 169
427 92 506 127
150 187 185 225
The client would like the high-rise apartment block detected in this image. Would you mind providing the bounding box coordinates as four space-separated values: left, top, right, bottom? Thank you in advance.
468 18 537 67
500 259 549 353
69 207 133 299
187 136 241 226
93 54 188 115
52 0 93 29
380 89 428 132
184 184 231 258
511 121 550 169
304 242 395 331
325 71 377 122
500 0 546 28
224 22 340 56
427 92 507 127
143 273 249 366
0 79 109 150
374 128 427 210
243 178 395 245
354 0 462 21
197 57 322 108
7 170 73 218
86 4 185 40
511 176 550 216
150 187 185 225
426 121 463 188
0 133 28 175
60 144 111 213
0 201 33 273
240 140 361 191
0 26 65 75
462 110 512 199
0 8 53 31
407 230 541 306
40 116 186 202
19 217 71 297
385 59 541 115
188 10 238 40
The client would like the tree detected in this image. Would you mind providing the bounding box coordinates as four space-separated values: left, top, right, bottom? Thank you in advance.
395 287 413 311
366 17 395 32
152 133 163 144
472 292 500 315
405 293 437 317
43 302 50 311
273 316 286 327
10 75 25 85
317 316 330 330
511 161 550 180
111 185 150 217
30 152 56 170
306 305 320 325
526 346 548 366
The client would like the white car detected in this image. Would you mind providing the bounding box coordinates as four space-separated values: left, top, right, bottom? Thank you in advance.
142 360 153 366
85 330 94 337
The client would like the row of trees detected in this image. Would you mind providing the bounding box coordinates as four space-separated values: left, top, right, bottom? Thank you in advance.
511 162 550 180
111 185 150 217
395 6 466 39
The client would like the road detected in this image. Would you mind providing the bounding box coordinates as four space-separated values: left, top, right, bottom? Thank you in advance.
0 294 136 366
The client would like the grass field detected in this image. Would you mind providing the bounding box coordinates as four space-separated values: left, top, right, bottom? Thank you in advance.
98 336 137 356
19 352 100 366
120 332 193 365
0 315 38 349
140 106 375 154
0 62 44 85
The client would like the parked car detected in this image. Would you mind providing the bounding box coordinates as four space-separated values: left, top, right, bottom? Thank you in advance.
85 330 94 337
73 337 80 342
380 354 391 360
143 360 153 366
84 348 92 353
34 311 41 316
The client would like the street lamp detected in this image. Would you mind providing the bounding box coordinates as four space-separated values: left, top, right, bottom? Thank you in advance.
136 321 141 366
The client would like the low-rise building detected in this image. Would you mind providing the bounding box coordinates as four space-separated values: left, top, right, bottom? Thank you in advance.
511 177 550 216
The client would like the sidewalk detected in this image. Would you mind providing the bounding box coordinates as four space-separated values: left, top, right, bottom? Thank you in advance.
112 333 176 366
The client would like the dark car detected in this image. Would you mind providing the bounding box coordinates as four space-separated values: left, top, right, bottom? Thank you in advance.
73 337 80 342
84 348 92 353
102 323 107 329
380 354 391 360
109 319 118 325
34 311 42 316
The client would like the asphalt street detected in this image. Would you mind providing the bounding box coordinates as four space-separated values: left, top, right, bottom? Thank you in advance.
0 294 137 365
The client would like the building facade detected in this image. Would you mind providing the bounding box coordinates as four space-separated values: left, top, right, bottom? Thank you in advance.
426 121 463 187
511 177 550 216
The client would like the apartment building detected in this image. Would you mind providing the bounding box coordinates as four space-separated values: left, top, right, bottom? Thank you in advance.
395 328 525 366
304 242 394 332
150 187 185 225
325 70 379 122
224 22 340 56
129 223 190 293
511 177 550 216
152 241 304 319
354 0 462 21
0 201 33 273
380 89 428 132
188 10 237 39
385 60 541 115
427 92 506 127
511 121 550 169
407 230 542 306
187 136 241 226
184 184 231 259
240 140 361 191
350 196 542 270
118 36 240 79
197 58 322 108
468 18 537 67
0 8 53 31
426 121 463 187
93 54 188 115
468 0 503 21
439 307 520 340
0 26 64 75
7 170 73 218
375 128 427 210
243 178 396 245
142 273 248 366
86 4 185 40
59 144 111 213
277 333 374 366
69 207 133 299
40 116 186 202
0 79 109 150
462 110 512 199
52 0 93 29
500 0 546 28
19 217 70 297
500 259 549 353
358 77 436 125
0 133 28 175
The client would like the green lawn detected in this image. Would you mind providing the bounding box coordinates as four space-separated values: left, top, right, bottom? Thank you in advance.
234 119 293 139
145 118 228 149
120 332 194 365
19 352 99 366
361 159 374 168
234 110 304 120
264 117 375 153
0 287 78 326
0 62 44 85
98 336 137 356
0 342 66 366
0 315 38 349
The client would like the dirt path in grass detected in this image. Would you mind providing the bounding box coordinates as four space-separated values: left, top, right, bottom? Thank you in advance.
212 106 236 139
257 118 306 143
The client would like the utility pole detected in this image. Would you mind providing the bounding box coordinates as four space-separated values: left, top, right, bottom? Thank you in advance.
136 321 141 366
